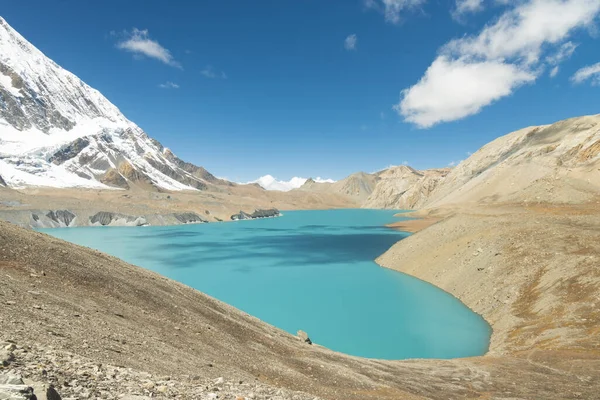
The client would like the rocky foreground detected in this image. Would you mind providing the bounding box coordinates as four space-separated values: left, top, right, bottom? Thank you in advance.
0 340 318 400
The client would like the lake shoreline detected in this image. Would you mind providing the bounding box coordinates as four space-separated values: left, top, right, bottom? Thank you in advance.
2 204 599 399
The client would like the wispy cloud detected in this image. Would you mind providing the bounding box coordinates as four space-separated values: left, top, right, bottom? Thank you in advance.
365 0 427 24
158 81 180 89
344 34 357 50
116 28 181 69
547 41 578 64
571 62 600 85
396 0 600 128
200 65 227 79
452 0 484 20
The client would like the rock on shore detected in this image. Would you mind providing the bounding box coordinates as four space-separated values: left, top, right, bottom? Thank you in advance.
231 208 280 221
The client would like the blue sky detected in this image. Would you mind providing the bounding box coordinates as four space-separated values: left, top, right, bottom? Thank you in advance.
2 0 600 182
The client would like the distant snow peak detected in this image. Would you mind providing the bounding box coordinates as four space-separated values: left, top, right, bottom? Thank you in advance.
248 175 335 191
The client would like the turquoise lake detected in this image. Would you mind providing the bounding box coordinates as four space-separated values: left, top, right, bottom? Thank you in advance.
41 209 491 360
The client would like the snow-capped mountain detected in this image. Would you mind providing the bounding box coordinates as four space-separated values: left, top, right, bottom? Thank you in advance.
0 17 221 190
247 175 335 191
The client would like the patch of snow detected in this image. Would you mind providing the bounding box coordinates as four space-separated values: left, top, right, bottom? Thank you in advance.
0 72 21 97
0 158 110 189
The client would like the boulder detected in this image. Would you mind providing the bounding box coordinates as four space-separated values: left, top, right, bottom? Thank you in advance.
0 374 36 400
0 350 14 367
296 330 312 345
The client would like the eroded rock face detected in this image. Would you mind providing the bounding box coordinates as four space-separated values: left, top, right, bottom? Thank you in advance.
45 210 76 227
231 209 280 221
251 209 280 218
172 213 208 224
0 175 6 187
89 212 147 227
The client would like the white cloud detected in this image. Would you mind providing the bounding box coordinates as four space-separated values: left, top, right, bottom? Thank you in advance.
397 57 535 127
201 65 227 79
571 61 600 85
246 175 335 191
550 65 560 77
117 28 181 68
397 0 600 128
344 34 358 50
365 0 427 24
158 81 179 89
444 0 600 64
453 0 485 20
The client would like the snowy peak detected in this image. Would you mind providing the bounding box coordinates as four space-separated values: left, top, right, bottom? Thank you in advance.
0 17 222 191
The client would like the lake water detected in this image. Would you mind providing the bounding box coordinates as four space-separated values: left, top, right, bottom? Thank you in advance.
41 209 491 360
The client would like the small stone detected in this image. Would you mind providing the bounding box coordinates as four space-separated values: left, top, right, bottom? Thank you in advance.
142 381 155 390
156 385 167 393
1 350 15 366
214 377 224 385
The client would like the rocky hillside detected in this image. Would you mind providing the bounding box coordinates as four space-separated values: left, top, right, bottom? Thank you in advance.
0 17 225 191
296 172 379 203
363 166 449 209
358 114 600 210
425 114 600 208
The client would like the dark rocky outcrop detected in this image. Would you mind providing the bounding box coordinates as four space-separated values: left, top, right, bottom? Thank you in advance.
89 212 147 226
250 209 280 218
48 138 90 165
46 385 62 400
0 175 6 187
45 210 76 227
231 209 280 221
173 213 208 224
